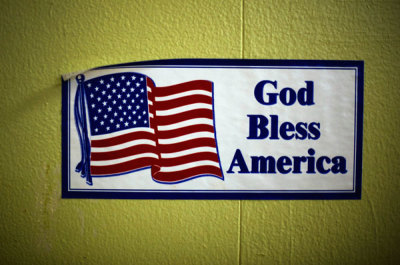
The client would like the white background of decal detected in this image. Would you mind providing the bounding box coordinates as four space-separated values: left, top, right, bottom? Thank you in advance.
68 66 357 191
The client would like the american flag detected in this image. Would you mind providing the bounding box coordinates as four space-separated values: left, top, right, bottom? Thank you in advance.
82 72 222 183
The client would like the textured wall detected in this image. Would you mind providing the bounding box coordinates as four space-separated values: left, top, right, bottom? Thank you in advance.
0 0 399 264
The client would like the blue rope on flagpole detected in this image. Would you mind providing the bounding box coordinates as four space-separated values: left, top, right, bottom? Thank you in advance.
74 74 92 185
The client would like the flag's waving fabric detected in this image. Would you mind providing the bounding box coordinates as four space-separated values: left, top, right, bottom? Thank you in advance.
75 72 222 185
147 79 222 183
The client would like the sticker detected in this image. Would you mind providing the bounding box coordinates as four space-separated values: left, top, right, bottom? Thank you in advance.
62 59 363 199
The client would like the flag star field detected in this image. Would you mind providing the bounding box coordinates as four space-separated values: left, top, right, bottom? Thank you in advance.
85 73 149 135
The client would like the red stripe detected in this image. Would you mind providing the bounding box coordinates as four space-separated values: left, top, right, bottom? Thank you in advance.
146 77 156 89
91 157 157 176
158 138 216 153
91 131 155 148
91 144 156 161
152 80 212 97
155 95 212 110
149 118 157 130
152 166 222 183
157 124 214 139
156 109 213 126
159 152 219 167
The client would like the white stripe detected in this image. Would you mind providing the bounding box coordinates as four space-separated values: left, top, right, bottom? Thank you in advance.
156 103 212 116
91 139 156 152
160 160 220 173
149 113 154 118
91 127 155 141
155 90 212 102
91 153 158 166
147 86 152 93
158 132 215 145
157 118 214 131
161 147 217 159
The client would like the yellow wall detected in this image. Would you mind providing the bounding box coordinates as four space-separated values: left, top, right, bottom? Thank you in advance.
0 0 399 264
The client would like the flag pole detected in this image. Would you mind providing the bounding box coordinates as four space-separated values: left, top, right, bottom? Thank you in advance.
74 74 92 185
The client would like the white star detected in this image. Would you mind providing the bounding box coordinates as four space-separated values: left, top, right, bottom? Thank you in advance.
116 82 120 87
112 89 116 93
144 120 147 124
130 88 134 92
143 111 146 114
110 119 114 123
106 84 111 89
122 88 126 93
140 77 144 81
98 109 102 113
131 99 135 103
107 94 112 99
102 91 106 95
100 79 104 84
136 105 140 109
94 116 98 121
90 93 94 98
110 77 114 82
138 115 142 119
128 116 132 120
127 93 130 98
119 117 124 122
102 101 107 106
114 112 118 117
140 99 143 103
95 87 99 91
95 128 98 132
127 105 132 110
121 76 125 80
140 89 144 93
133 121 137 125
116 124 120 128
136 83 140 87
117 94 121 99
126 81 131 86
136 94 139 98
123 111 126 115
122 99 126 104
87 83 92 88
103 114 108 119
124 122 129 127
91 104 95 108
97 97 101 102
112 100 117 105
108 106 112 112
100 121 104 125
106 127 110 131
133 111 136 114
131 76 136 80
118 106 122 110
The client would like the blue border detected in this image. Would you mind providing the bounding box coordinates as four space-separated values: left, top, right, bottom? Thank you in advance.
62 59 363 200
62 76 70 198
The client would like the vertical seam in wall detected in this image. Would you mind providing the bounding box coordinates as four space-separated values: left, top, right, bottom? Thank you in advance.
241 0 245 59
289 201 293 265
238 1 244 265
238 201 242 265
